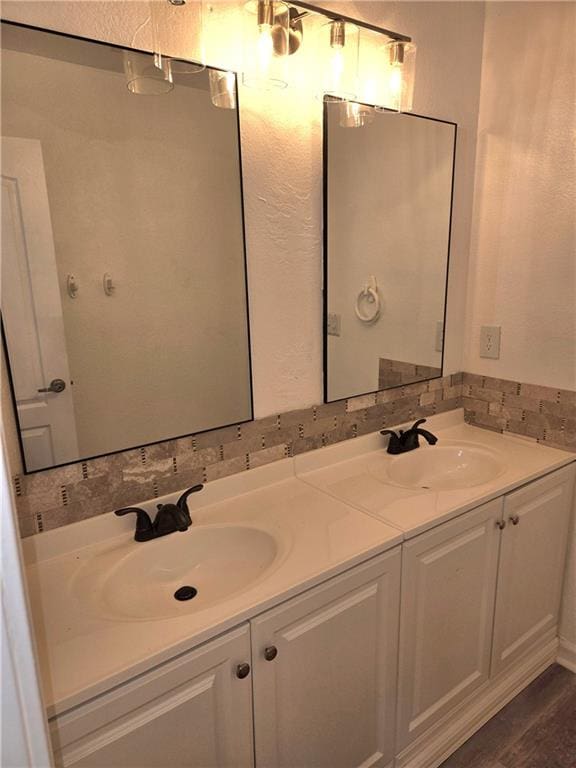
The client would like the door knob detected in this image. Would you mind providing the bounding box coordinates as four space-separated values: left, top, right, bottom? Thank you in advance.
236 663 251 679
496 520 506 530
38 378 66 394
264 646 278 661
509 514 520 526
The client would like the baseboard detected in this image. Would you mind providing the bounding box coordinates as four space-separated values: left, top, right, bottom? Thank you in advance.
394 636 558 768
557 637 576 673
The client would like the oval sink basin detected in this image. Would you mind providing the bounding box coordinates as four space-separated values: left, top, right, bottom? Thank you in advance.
73 525 280 621
383 443 506 491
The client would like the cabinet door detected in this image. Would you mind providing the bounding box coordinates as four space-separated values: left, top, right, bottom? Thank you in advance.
396 499 502 750
251 548 401 768
50 625 254 768
491 465 575 677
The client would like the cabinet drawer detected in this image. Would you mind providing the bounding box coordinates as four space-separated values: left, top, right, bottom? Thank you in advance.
50 624 253 768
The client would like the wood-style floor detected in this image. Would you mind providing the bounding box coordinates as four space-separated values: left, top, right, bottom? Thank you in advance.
439 664 576 768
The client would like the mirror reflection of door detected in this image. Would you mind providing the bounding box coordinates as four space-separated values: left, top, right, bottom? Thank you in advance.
1 22 252 472
1 137 79 470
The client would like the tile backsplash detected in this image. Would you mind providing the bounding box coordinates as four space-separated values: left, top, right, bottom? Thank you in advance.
463 373 576 451
13 371 576 538
378 358 442 390
13 373 463 537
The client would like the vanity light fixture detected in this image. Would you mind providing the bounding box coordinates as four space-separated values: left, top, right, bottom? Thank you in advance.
242 0 290 89
339 100 374 128
318 18 359 101
376 40 417 113
209 69 237 109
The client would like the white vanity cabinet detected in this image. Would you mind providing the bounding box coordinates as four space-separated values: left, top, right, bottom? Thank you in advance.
251 548 401 768
49 548 401 768
49 624 255 768
491 465 575 676
395 499 502 749
396 464 575 754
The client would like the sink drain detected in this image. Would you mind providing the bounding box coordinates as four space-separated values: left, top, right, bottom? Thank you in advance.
174 586 198 601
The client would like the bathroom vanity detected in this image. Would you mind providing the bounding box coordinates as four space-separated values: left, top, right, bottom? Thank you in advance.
23 411 575 768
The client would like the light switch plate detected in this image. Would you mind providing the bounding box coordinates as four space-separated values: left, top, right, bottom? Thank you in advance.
327 313 341 337
480 325 501 359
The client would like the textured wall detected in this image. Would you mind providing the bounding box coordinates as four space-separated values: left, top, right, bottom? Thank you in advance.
1 0 486 423
464 2 576 390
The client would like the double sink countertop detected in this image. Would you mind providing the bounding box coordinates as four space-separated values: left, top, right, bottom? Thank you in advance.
22 409 575 716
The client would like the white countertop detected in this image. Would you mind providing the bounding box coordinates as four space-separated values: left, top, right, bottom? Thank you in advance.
23 409 574 718
23 461 402 717
295 410 575 538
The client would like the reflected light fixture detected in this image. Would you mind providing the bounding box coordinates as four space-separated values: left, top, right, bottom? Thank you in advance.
209 69 237 109
123 50 174 94
339 100 374 128
242 0 290 89
319 18 359 101
377 40 417 112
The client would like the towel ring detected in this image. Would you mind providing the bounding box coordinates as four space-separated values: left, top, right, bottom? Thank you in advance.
355 278 381 324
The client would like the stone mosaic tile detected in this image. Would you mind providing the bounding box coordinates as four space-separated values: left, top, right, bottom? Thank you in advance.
20 371 571 538
463 373 576 453
378 357 441 390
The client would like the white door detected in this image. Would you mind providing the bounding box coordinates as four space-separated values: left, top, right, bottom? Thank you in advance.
1 136 78 470
491 465 575 677
50 624 254 768
251 549 401 768
396 499 502 750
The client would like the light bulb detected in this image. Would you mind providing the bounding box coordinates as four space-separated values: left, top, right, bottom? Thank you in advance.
257 23 274 75
330 45 344 93
388 64 403 109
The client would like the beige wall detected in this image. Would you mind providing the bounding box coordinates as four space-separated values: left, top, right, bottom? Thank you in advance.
463 0 576 653
464 1 576 391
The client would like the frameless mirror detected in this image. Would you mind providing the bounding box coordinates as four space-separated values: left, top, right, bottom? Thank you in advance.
324 101 456 402
1 22 252 472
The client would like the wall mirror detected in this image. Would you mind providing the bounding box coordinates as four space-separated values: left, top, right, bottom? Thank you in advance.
1 21 252 472
324 101 456 402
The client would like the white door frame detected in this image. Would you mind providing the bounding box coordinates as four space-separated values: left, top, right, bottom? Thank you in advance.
0 429 53 768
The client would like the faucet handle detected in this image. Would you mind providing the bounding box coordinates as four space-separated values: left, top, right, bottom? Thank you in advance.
176 484 204 521
380 429 403 455
114 507 153 540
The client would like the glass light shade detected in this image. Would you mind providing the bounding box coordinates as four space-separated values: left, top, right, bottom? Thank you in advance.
339 101 374 128
123 50 174 94
318 20 359 102
209 69 237 109
149 0 205 74
242 0 289 89
376 41 417 113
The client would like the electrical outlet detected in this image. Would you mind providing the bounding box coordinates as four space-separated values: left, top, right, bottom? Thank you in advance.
327 313 341 337
435 321 444 353
480 325 501 359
